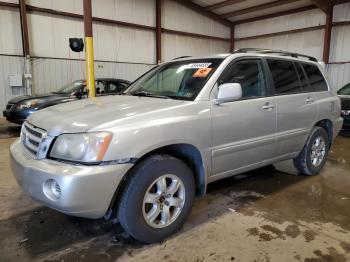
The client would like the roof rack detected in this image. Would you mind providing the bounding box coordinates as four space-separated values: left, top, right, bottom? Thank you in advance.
233 48 318 62
172 56 192 60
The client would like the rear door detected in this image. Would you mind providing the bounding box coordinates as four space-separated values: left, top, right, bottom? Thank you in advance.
267 59 318 156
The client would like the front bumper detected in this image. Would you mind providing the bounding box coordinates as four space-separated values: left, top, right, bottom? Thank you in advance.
10 140 133 218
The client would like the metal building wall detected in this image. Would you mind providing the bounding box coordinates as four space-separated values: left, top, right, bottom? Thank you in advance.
235 5 350 90
0 2 24 112
327 3 350 90
235 9 325 61
162 0 231 61
0 0 231 113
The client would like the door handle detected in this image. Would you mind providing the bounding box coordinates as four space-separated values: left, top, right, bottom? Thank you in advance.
262 102 275 111
306 97 314 104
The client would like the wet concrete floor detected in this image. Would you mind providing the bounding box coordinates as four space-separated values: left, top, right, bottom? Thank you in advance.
0 118 349 261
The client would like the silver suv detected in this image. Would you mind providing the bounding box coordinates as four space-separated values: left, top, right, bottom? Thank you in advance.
10 49 343 243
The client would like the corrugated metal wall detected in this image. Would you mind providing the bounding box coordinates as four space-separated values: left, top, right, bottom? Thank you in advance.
0 0 231 113
31 58 153 94
162 0 230 60
235 4 350 90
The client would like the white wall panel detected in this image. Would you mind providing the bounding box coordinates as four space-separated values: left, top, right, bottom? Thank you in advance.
27 0 155 26
28 13 84 59
1 0 18 3
329 25 350 62
0 7 22 55
235 30 324 61
93 0 155 27
162 0 230 38
0 56 25 111
235 9 325 38
326 64 350 90
93 23 156 64
28 13 155 64
333 3 350 22
162 34 230 61
31 58 153 95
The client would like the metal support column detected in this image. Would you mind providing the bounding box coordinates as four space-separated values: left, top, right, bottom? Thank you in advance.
323 4 333 64
83 0 96 97
230 25 235 53
156 0 162 64
19 0 32 95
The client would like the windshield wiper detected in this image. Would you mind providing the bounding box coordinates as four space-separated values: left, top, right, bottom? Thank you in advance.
132 91 171 99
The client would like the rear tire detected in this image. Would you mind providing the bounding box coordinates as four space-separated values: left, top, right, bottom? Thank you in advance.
293 127 329 175
117 154 195 243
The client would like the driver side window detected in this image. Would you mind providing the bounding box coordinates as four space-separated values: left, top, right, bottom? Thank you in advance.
220 59 267 99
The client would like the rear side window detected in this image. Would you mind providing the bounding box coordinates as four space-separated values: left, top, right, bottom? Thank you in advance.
267 59 301 95
296 63 314 93
302 63 328 92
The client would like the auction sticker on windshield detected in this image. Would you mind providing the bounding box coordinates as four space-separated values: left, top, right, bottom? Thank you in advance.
193 68 212 78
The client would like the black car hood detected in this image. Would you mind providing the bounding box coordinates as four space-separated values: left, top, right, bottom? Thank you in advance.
340 96 350 110
8 94 51 104
8 93 77 108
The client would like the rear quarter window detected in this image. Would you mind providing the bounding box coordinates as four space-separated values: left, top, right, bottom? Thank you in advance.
302 63 328 92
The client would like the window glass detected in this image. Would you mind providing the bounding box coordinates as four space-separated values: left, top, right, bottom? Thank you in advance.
126 59 223 100
302 63 328 92
108 82 129 93
296 63 314 93
338 83 350 95
267 59 301 94
220 60 267 99
95 80 106 94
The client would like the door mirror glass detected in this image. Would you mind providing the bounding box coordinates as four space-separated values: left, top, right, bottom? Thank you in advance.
216 83 242 104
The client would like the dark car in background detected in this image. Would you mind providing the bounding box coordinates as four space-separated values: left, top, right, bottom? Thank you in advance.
3 78 130 124
338 83 350 135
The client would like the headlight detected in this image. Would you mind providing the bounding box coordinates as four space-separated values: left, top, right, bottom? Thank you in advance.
341 110 350 116
16 99 40 110
50 132 112 163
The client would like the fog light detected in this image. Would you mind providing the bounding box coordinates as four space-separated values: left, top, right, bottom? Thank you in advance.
44 179 61 200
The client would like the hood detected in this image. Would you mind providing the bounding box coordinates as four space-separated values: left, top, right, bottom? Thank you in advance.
27 95 186 136
339 95 350 110
8 93 68 104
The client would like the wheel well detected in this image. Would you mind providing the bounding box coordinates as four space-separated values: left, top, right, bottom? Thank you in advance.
315 119 333 147
134 144 207 197
106 144 206 218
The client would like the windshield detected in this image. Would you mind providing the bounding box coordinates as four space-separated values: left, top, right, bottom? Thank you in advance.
125 58 224 100
338 83 350 95
55 81 85 94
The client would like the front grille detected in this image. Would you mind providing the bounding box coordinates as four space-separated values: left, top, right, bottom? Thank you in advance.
21 122 53 159
6 104 14 110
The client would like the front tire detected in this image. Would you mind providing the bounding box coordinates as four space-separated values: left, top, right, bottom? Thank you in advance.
117 155 195 243
293 127 329 175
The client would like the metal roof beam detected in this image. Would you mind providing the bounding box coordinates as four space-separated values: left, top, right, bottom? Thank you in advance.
170 0 234 27
235 5 317 24
221 0 302 19
205 0 248 11
310 0 331 12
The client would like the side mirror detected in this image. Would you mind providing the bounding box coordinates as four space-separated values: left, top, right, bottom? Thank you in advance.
215 83 242 105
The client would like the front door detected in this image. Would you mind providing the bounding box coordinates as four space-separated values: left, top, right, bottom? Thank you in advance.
211 58 277 177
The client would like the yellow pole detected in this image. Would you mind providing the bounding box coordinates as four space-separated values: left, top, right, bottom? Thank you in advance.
85 37 95 97
83 0 95 97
